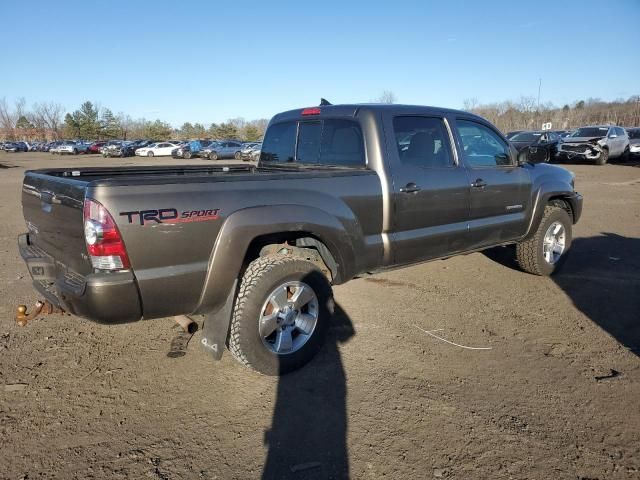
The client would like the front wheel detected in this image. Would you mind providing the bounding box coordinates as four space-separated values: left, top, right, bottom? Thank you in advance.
228 254 333 375
210 152 218 160
234 151 241 160
516 205 572 276
147 151 154 157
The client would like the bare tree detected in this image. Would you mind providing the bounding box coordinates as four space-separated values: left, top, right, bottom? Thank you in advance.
117 113 133 140
38 102 64 139
376 90 397 104
0 97 18 140
462 97 479 111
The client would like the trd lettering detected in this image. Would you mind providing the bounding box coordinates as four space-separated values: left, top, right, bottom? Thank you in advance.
120 208 179 225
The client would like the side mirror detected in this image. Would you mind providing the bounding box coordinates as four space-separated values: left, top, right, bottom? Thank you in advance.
518 146 548 165
517 149 529 165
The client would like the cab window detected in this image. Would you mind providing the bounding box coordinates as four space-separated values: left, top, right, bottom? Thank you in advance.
392 116 454 168
456 120 512 167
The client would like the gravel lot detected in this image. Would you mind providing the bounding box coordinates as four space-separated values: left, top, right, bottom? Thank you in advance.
0 152 639 479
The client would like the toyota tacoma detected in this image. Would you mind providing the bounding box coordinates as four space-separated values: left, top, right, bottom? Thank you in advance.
18 103 582 375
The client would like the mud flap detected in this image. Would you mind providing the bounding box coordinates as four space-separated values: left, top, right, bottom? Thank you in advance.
200 280 237 360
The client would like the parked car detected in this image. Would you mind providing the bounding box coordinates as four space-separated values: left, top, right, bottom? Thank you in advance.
240 142 262 161
556 126 630 165
51 140 77 154
106 140 156 157
17 102 582 375
135 142 180 157
102 141 129 157
202 140 243 160
627 128 640 157
43 141 62 152
172 140 214 159
87 141 107 154
553 130 573 138
505 130 524 140
58 141 90 155
509 131 560 163
4 141 29 152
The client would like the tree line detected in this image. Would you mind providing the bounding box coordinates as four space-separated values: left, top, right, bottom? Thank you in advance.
463 95 640 133
2 93 639 142
0 98 269 142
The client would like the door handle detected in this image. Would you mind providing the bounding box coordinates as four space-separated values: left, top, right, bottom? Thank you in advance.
471 178 487 189
399 182 421 194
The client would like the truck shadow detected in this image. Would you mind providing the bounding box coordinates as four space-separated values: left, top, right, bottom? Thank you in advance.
262 303 354 479
485 233 640 355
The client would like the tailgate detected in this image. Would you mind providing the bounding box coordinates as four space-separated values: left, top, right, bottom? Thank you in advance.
22 172 92 275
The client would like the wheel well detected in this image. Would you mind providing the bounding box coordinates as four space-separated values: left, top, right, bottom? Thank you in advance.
548 197 574 222
242 232 339 282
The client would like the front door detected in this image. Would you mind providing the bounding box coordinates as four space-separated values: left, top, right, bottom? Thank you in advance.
387 115 471 265
453 118 532 249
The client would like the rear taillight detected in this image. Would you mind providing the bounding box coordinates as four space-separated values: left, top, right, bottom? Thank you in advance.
83 198 130 270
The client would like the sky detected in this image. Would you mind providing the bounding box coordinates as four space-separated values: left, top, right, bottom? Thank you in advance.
1 0 639 126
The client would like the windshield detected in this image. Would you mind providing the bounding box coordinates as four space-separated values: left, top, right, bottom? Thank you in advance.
571 127 609 138
627 129 640 139
510 132 541 142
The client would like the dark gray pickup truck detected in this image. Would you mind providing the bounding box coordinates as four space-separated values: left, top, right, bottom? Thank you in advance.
18 104 583 374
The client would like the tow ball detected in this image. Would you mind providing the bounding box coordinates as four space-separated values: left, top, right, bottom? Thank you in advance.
15 300 66 327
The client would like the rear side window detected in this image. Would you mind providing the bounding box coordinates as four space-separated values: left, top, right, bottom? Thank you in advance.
261 122 297 162
260 119 365 167
392 116 454 168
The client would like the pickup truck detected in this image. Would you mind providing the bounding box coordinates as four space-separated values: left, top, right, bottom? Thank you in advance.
18 103 583 375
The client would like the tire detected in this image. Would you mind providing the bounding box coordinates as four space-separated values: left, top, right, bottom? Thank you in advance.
228 254 333 375
234 151 241 160
184 151 191 159
210 152 218 160
73 148 78 155
147 151 154 157
596 148 609 165
516 205 572 276
621 146 630 163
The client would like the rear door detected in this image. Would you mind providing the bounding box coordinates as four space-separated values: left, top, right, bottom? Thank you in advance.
452 118 531 249
386 115 471 264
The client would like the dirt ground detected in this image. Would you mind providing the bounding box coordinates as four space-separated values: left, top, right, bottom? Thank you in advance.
0 152 638 480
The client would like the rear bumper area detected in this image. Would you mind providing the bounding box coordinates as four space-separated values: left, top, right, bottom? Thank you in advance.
18 233 142 323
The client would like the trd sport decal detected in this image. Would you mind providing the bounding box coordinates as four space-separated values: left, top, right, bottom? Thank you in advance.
120 208 221 225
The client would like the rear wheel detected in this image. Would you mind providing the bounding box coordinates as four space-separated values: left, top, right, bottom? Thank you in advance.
73 148 78 155
228 254 333 375
147 151 154 157
516 205 572 276
234 151 241 160
210 152 218 160
596 148 609 165
184 151 192 159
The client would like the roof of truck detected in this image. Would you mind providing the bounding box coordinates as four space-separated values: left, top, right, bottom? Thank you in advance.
272 103 486 123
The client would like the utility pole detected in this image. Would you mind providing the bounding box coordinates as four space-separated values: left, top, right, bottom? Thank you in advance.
537 78 542 111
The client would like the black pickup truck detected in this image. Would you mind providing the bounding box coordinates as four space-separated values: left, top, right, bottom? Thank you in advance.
18 103 582 374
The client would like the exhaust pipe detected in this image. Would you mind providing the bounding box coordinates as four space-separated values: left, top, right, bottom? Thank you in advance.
174 315 198 334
